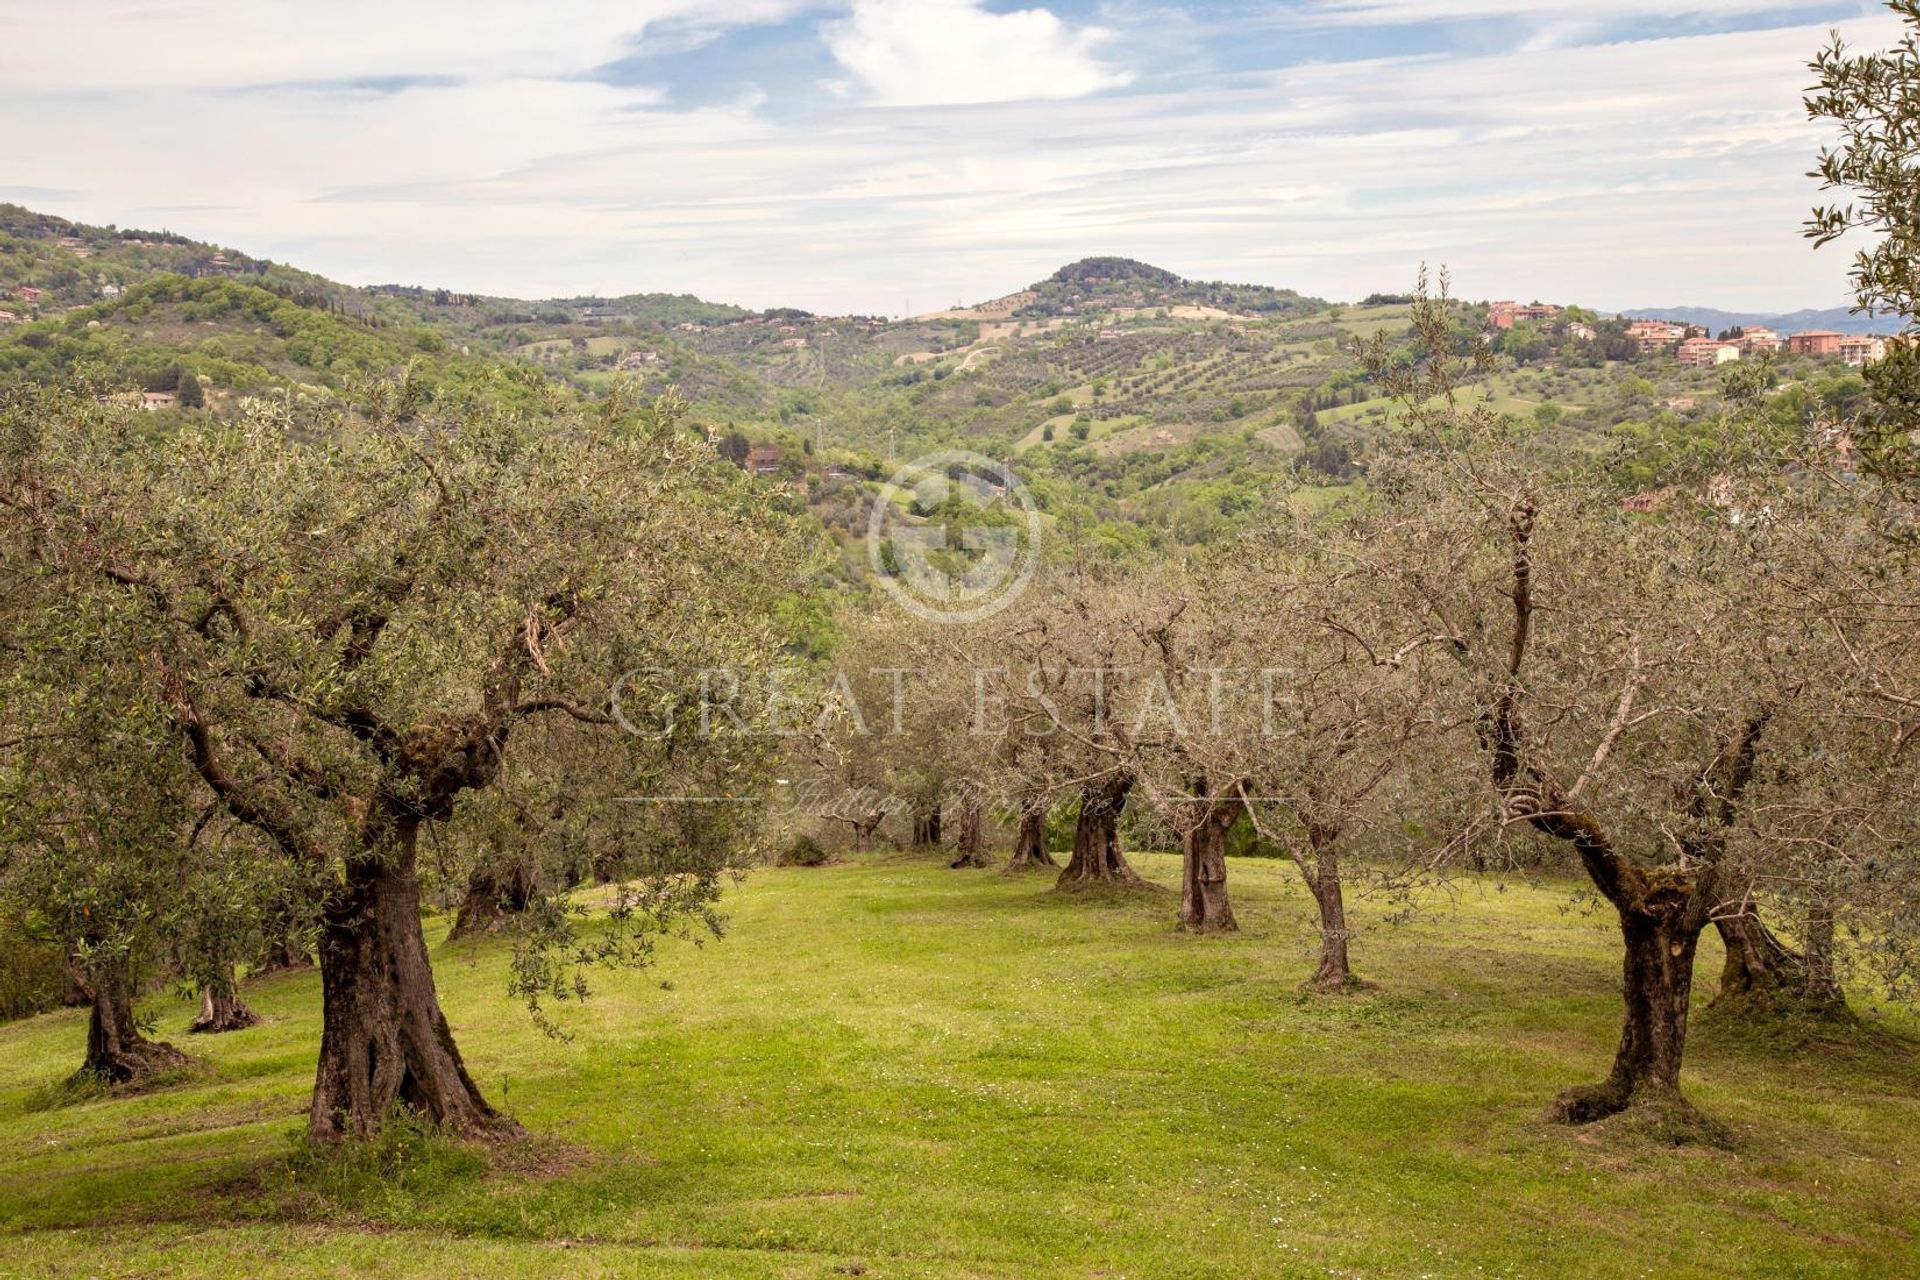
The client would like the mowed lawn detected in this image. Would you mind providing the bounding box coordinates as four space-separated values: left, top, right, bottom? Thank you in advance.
2 853 1918 1278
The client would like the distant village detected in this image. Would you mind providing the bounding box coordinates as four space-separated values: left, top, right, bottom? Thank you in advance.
1485 300 1898 368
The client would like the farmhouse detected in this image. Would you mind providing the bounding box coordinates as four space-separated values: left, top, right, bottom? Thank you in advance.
746 444 782 475
96 391 178 411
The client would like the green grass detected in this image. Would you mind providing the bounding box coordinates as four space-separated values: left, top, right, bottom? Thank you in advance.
2 853 1917 1278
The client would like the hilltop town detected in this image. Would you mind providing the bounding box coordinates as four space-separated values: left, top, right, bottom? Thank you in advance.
1487 299 1898 368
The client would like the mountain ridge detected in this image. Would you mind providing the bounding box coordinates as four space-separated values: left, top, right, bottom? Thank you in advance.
1620 304 1902 336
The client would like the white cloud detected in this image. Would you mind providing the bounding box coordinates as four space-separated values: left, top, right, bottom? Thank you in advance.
1304 0 1835 23
0 1 811 91
0 4 1906 316
824 0 1133 106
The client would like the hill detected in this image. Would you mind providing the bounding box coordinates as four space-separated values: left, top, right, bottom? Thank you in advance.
1015 256 1327 320
0 272 542 412
1622 303 1900 336
0 202 753 368
0 205 1887 557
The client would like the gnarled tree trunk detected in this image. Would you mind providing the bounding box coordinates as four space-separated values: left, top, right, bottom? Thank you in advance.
1553 887 1703 1126
1057 775 1140 890
1713 905 1845 1014
309 820 514 1143
74 958 187 1085
1489 499 1760 1134
190 965 259 1033
851 814 881 855
257 936 311 974
1006 798 1056 870
448 857 538 941
950 797 991 868
1302 829 1359 991
1178 794 1238 933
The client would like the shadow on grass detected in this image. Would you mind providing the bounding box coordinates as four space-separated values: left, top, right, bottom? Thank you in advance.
1697 999 1920 1094
22 1057 211 1114
77 1119 624 1240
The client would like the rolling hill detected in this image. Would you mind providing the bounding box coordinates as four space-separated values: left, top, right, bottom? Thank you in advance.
0 205 1886 557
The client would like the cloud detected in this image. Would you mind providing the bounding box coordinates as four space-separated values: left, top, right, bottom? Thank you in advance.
1303 0 1835 23
0 1 813 92
824 0 1133 106
0 3 1905 316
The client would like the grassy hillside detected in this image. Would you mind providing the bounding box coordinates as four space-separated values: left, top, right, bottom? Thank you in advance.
0 275 559 421
0 204 1886 557
2 854 1915 1278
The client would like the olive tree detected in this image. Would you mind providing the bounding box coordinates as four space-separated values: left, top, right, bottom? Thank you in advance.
0 655 196 1082
1797 1 1920 1007
1 380 802 1140
1807 0 1920 481
973 564 1160 893
1184 518 1443 987
1361 284 1840 1131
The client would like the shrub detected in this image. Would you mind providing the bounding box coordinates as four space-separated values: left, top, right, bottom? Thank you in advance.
777 835 830 867
0 931 65 1022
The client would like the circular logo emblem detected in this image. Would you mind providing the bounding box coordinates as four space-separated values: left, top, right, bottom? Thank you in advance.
867 450 1040 624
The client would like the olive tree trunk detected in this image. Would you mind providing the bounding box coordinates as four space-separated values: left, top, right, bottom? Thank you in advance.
1178 798 1238 933
1057 775 1140 890
448 858 538 942
1006 798 1056 870
911 803 943 849
190 965 259 1033
949 797 992 868
1804 905 1843 1005
1713 906 1845 1015
1552 899 1702 1125
254 897 312 974
1303 834 1358 991
75 958 187 1085
308 819 515 1143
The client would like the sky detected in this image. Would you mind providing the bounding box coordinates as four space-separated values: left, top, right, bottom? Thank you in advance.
0 1 1902 315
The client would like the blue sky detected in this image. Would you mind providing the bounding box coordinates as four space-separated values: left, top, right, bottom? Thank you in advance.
0 1 1902 314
